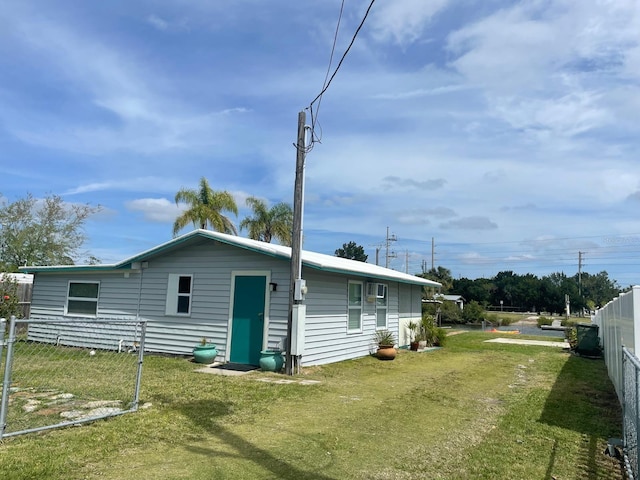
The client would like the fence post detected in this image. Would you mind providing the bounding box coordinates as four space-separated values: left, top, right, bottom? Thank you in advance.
636 354 640 480
132 321 147 411
0 315 17 440
0 317 5 368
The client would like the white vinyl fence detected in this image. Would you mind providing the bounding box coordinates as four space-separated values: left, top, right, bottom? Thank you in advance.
593 286 640 479
593 286 640 402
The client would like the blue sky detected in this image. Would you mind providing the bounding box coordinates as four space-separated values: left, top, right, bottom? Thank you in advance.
2 0 640 286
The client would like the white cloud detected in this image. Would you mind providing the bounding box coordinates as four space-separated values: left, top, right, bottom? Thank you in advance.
64 177 180 196
445 0 640 143
147 14 169 31
0 11 249 155
369 0 451 45
125 198 182 223
371 85 469 100
440 216 498 230
382 176 446 190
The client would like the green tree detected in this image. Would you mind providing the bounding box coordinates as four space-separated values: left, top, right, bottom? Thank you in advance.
462 300 485 323
239 197 293 246
0 193 101 270
423 300 463 324
334 241 368 262
452 277 493 306
173 177 238 236
577 271 620 309
421 266 453 293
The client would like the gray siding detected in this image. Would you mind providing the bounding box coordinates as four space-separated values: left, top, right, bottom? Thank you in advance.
30 241 291 360
398 284 423 346
301 269 404 367
28 238 426 367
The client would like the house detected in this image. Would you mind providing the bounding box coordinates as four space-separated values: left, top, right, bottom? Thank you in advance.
21 230 440 367
433 294 465 311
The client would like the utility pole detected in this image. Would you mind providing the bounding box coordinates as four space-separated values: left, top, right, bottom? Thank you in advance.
286 110 307 376
405 250 409 273
431 237 435 271
385 226 397 268
578 251 583 296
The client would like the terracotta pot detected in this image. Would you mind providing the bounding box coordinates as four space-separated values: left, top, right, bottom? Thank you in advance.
376 345 397 360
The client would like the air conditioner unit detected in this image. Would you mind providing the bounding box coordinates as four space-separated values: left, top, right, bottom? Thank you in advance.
366 282 387 299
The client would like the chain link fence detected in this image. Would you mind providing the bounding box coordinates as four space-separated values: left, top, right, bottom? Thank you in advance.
623 347 639 480
1 316 146 439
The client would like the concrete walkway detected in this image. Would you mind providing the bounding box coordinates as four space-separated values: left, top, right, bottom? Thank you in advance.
485 337 570 348
194 363 321 385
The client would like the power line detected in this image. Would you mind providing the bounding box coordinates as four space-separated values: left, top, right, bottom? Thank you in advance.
309 0 345 146
307 0 376 149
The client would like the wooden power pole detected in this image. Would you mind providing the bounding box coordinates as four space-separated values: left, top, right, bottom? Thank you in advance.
286 111 307 376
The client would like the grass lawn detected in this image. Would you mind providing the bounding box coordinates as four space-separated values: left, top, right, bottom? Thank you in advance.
0 332 625 479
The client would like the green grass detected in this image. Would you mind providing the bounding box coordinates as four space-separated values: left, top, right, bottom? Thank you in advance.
0 332 625 479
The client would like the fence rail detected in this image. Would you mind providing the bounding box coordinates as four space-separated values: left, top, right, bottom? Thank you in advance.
0 316 146 440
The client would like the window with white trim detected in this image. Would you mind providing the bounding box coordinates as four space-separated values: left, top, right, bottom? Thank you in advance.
66 281 99 316
376 284 388 329
165 274 193 316
348 281 362 332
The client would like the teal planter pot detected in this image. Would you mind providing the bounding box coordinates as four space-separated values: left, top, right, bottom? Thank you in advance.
259 350 284 372
193 344 218 364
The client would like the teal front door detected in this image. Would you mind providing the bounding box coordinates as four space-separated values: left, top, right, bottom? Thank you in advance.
230 275 266 365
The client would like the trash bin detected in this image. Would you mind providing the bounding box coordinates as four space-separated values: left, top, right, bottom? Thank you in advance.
575 323 601 356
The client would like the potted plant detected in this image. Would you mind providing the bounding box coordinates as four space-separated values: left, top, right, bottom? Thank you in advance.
259 347 284 372
192 337 218 364
407 321 419 351
373 329 397 360
421 315 448 348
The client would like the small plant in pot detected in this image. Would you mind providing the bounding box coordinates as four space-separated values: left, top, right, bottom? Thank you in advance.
192 337 218 364
407 321 419 351
373 329 397 360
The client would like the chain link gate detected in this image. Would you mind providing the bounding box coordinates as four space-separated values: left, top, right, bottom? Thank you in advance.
1 316 146 439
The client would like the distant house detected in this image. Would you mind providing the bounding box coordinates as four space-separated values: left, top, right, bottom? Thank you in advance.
434 294 465 310
21 230 440 367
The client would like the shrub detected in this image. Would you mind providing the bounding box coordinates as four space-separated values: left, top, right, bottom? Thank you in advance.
537 316 552 327
462 300 484 323
563 318 580 327
0 274 21 320
373 329 396 347
498 316 516 326
565 327 577 350
440 301 463 324
420 314 447 347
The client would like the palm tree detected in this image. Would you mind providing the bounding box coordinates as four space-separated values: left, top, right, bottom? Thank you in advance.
240 197 293 246
173 177 238 236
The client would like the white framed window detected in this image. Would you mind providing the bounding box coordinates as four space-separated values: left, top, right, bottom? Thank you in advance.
376 284 388 329
165 274 193 316
66 281 99 316
347 281 362 332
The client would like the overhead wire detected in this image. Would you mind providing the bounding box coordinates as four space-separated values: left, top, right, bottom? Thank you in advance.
305 0 377 152
309 0 345 149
